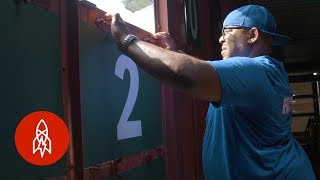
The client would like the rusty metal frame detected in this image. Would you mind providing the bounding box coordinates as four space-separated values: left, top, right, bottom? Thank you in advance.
156 0 187 179
60 0 84 179
78 1 153 40
156 0 244 180
156 0 211 179
84 145 164 179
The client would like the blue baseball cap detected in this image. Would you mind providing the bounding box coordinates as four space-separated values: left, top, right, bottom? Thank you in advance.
223 5 291 46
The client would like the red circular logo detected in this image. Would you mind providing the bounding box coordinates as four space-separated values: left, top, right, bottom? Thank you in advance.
15 111 69 166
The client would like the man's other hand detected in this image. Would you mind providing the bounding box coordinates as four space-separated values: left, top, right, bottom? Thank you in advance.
151 32 177 51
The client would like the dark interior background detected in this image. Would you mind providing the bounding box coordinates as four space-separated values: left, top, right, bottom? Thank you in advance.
243 0 320 74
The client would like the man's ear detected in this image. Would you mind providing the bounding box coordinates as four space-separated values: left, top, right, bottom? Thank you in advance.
248 27 259 44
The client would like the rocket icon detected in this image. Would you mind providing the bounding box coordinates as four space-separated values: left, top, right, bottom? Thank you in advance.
32 119 52 158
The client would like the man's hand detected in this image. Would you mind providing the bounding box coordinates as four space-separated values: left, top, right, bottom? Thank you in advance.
151 32 177 51
105 13 130 49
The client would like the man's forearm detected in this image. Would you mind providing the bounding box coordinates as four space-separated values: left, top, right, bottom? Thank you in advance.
126 40 201 91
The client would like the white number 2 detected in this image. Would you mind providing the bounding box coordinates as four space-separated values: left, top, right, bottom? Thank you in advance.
115 55 142 140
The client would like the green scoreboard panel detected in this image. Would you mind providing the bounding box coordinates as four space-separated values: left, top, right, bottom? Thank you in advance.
80 23 164 178
0 0 67 179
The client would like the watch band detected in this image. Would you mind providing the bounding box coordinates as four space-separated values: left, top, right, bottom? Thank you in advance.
119 34 140 55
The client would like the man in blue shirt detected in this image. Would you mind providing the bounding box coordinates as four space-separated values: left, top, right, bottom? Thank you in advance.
106 4 315 179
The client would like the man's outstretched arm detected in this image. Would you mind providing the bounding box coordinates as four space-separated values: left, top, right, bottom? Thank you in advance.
106 13 221 102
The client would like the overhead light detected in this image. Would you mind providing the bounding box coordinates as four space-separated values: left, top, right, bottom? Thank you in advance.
122 0 153 12
313 72 318 76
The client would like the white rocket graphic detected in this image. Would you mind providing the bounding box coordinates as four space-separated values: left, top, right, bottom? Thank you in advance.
32 119 52 158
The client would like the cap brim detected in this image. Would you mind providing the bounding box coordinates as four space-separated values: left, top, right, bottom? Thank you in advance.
261 30 292 46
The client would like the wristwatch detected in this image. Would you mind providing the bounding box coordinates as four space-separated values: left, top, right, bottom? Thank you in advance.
119 34 140 55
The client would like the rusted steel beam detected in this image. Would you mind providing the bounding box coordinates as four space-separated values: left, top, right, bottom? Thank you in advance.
84 145 164 178
60 0 84 179
79 1 153 41
156 0 186 179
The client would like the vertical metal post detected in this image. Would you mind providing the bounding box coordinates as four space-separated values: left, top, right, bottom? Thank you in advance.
60 0 84 179
316 81 320 116
315 80 320 152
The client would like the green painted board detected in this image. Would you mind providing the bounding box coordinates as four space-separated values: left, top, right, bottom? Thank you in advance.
79 23 163 172
0 1 66 179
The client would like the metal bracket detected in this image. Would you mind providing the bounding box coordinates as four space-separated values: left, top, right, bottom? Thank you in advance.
84 145 164 178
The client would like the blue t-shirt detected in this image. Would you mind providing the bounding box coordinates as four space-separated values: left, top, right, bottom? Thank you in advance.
203 55 315 179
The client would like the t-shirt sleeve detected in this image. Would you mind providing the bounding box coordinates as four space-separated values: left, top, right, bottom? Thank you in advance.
208 57 269 107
